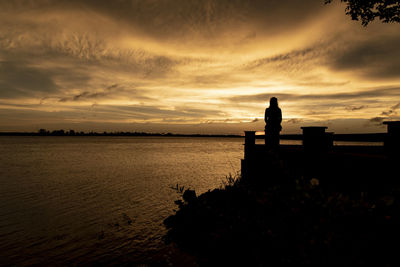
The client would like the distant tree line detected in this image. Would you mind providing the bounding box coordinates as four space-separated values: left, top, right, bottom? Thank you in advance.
0 129 386 141
37 129 186 136
0 129 241 138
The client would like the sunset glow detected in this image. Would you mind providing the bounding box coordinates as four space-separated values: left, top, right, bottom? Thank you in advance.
1 0 399 134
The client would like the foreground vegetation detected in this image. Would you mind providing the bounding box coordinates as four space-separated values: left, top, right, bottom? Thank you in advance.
164 161 399 266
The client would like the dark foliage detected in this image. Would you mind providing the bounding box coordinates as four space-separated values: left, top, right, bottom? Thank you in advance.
326 0 400 26
164 161 400 265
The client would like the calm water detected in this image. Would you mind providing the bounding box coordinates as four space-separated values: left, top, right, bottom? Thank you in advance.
0 136 383 266
0 136 243 266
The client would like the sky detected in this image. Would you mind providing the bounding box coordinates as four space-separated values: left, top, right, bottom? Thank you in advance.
0 0 399 134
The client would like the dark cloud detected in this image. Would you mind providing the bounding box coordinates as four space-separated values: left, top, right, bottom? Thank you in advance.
84 0 324 39
369 117 387 125
0 27 177 79
380 102 400 116
58 84 125 102
0 0 325 40
285 118 303 124
242 47 317 71
0 101 43 109
345 105 365 111
59 91 108 102
0 61 58 98
329 35 400 79
391 102 400 110
228 86 400 103
380 110 395 116
0 59 94 99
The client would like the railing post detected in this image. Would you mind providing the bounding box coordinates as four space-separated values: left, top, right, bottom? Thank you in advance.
383 121 400 158
301 126 330 153
244 131 256 159
242 131 256 179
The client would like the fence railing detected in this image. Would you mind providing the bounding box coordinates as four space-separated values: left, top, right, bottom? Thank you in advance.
245 121 400 158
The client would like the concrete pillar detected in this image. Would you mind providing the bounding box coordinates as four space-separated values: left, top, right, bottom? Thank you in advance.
244 131 256 159
383 121 400 158
241 131 256 179
301 126 330 153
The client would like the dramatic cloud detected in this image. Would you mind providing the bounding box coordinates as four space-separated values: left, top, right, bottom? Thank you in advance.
345 105 366 111
329 35 400 79
369 117 386 125
228 87 400 103
0 0 399 133
0 61 59 98
380 102 400 116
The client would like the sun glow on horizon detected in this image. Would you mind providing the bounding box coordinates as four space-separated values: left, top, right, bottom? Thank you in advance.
0 1 399 134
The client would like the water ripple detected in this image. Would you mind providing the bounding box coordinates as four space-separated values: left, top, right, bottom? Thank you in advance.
0 136 243 265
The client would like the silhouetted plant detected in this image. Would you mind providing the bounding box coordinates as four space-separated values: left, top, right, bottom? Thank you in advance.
221 172 241 189
170 183 186 193
170 183 190 208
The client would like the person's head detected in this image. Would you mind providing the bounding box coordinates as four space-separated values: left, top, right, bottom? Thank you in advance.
269 97 278 107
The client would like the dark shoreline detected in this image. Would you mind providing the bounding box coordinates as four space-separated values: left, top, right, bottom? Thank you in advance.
164 148 399 266
0 131 242 138
0 131 387 142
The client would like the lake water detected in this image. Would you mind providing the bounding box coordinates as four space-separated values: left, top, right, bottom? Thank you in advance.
0 136 383 266
0 136 244 266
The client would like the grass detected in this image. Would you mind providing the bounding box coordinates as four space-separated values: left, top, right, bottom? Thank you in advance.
220 172 241 189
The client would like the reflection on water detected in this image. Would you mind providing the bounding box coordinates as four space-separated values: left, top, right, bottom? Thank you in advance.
333 141 384 146
0 136 243 265
0 136 383 265
256 139 384 146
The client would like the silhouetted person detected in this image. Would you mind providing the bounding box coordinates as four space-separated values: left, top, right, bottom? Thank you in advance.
265 97 282 149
